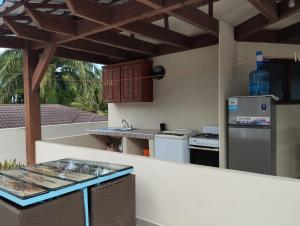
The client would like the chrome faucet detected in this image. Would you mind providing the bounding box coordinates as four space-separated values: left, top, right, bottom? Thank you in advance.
122 119 130 129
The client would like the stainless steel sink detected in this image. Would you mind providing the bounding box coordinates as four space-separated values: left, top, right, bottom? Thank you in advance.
99 127 136 132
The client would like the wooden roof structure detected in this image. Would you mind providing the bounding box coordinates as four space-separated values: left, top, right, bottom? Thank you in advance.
1 0 300 165
0 0 220 64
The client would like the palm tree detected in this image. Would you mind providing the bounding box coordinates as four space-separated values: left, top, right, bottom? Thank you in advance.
0 49 107 113
0 50 23 103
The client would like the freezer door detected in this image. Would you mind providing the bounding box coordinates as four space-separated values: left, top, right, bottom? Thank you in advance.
228 96 272 125
228 127 274 175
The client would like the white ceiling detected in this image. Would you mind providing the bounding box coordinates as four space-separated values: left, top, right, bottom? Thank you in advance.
153 16 206 36
199 0 259 26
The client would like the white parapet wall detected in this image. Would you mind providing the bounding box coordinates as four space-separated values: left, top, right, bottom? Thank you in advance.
36 140 300 226
0 121 107 163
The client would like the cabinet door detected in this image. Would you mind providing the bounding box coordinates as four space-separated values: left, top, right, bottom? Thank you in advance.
102 67 121 103
111 67 121 102
121 65 134 102
102 68 112 102
121 64 143 102
132 63 142 101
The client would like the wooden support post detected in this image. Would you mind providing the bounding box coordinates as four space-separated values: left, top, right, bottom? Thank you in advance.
23 43 41 165
163 14 169 30
32 44 57 92
208 0 213 17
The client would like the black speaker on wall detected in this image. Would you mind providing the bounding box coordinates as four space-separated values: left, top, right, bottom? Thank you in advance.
152 65 166 80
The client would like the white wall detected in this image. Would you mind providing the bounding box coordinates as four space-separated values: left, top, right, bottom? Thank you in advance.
0 121 107 163
108 46 219 131
276 105 300 178
36 141 300 226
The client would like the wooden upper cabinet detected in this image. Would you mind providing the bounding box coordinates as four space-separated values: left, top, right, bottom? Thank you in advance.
102 66 121 103
102 60 153 103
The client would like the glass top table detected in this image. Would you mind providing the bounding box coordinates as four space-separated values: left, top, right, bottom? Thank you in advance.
0 158 133 226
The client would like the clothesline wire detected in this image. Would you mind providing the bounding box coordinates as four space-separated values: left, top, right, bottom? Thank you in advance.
43 55 297 83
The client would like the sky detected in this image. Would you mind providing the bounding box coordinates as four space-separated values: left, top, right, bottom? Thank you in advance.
0 48 7 54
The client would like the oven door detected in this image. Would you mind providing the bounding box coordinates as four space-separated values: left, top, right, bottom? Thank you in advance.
189 145 219 167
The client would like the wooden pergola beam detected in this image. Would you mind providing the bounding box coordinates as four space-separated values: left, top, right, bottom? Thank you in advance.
136 0 162 9
279 21 300 43
235 0 300 40
3 18 51 43
135 0 219 36
25 2 68 9
24 8 159 55
3 20 135 60
158 33 218 55
25 6 77 36
65 0 113 25
63 39 138 60
32 44 57 92
122 21 190 49
169 6 219 36
55 48 111 64
58 0 209 43
87 31 159 55
247 0 278 21
0 36 26 49
247 21 300 44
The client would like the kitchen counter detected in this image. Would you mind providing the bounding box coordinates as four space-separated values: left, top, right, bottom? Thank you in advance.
88 128 159 140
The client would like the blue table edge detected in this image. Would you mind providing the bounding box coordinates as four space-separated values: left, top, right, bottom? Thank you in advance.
0 168 134 206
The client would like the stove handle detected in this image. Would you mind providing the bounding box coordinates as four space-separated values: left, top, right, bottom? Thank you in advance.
189 146 219 152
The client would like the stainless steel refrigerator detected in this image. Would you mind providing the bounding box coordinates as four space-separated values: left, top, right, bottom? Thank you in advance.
227 96 276 175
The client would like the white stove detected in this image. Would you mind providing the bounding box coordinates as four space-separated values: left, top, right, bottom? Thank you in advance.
189 133 219 148
189 126 219 167
189 126 219 149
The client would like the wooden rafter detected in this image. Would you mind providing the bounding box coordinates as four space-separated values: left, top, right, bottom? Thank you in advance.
0 36 112 64
135 0 219 36
63 39 141 60
0 36 26 49
279 21 300 43
0 0 220 64
25 2 68 9
3 18 52 43
57 0 211 44
169 6 219 36
23 4 214 52
55 48 110 64
26 7 76 36
31 44 57 92
122 21 190 49
3 20 141 60
87 31 158 55
247 0 278 21
235 0 300 40
24 6 158 56
242 21 300 45
65 0 113 25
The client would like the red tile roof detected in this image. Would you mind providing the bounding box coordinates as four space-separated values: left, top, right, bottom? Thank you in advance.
0 104 107 129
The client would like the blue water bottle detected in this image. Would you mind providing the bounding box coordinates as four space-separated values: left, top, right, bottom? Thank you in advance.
249 51 270 96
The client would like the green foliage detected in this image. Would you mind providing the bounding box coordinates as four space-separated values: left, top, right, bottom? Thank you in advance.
0 49 107 114
0 159 24 170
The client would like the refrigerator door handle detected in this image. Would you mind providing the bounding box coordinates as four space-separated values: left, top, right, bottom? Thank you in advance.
228 124 270 129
